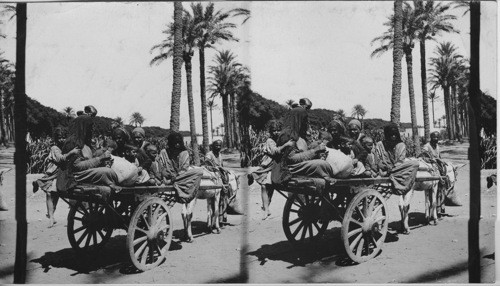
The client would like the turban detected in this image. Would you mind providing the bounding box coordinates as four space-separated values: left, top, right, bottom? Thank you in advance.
132 127 146 137
348 119 362 130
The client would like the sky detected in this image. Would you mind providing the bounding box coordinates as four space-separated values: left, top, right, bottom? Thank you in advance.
0 1 497 133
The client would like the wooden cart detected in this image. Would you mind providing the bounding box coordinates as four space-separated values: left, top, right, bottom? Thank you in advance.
277 175 444 263
58 184 224 271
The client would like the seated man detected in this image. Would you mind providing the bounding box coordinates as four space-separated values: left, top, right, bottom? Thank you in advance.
205 140 224 168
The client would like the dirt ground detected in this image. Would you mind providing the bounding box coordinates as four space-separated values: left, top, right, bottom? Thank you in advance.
0 142 496 283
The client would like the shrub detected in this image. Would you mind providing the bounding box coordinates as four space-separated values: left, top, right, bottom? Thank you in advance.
27 138 52 174
480 136 497 169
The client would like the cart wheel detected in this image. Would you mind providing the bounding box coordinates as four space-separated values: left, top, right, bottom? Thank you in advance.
67 201 113 253
282 193 329 245
127 197 173 271
341 189 388 263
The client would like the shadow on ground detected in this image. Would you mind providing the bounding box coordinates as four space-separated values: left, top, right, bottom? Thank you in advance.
30 234 183 276
172 220 214 241
247 227 400 269
388 212 430 233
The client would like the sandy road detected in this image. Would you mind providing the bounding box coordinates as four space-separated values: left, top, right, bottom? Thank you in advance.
0 143 496 283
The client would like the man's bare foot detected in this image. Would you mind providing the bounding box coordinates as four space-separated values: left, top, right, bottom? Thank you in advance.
48 219 57 228
262 212 271 220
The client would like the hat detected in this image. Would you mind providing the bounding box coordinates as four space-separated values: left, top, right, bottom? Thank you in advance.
348 119 362 130
132 127 145 137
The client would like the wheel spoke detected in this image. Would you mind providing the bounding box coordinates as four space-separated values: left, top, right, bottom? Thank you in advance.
141 213 151 230
300 222 308 241
288 217 301 227
349 218 363 227
76 229 89 246
292 221 305 238
148 205 153 228
75 207 86 216
295 196 305 206
97 229 105 240
289 209 299 213
308 223 314 238
348 227 363 239
355 205 366 221
367 196 377 217
135 240 148 260
134 236 148 246
371 234 380 248
153 211 169 230
72 225 86 234
371 204 384 219
84 230 93 248
156 244 164 255
93 231 98 246
312 221 321 232
373 215 386 224
356 237 365 257
349 232 363 252
79 202 89 215
141 245 150 265
135 227 148 235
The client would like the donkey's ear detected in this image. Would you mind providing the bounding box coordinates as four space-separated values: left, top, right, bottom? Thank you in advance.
0 168 11 175
453 163 467 170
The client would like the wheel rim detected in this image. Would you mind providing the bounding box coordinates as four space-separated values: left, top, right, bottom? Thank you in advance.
342 190 388 263
283 194 329 245
128 198 173 271
67 201 113 252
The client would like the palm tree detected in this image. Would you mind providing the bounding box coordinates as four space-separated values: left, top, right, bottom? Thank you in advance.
428 41 462 139
285 99 295 109
1 5 16 21
453 0 471 16
208 50 248 148
372 2 420 152
151 8 200 165
170 1 183 132
390 0 404 125
0 56 14 143
351 104 367 121
414 0 457 142
428 90 439 127
191 2 249 152
207 97 218 141
335 109 346 120
129 112 145 127
113 116 124 127
62 106 75 118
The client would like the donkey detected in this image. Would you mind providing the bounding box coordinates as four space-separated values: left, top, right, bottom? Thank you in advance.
399 160 463 234
181 167 240 242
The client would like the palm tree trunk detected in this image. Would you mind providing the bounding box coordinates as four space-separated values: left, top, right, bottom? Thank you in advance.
443 86 454 140
452 85 461 140
198 48 210 153
0 89 6 144
222 94 231 148
405 50 420 154
170 1 183 132
419 39 430 142
431 98 435 128
228 96 234 147
209 106 213 141
231 93 240 149
13 3 27 283
185 55 200 166
390 0 404 125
